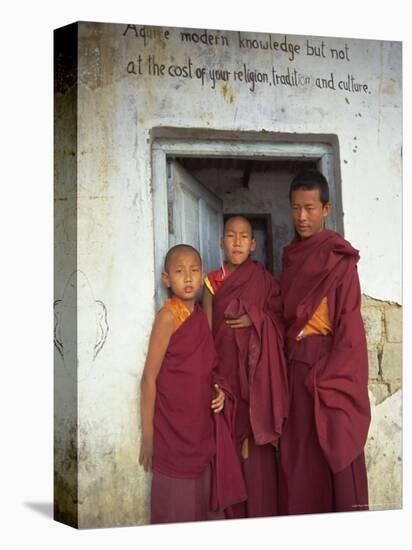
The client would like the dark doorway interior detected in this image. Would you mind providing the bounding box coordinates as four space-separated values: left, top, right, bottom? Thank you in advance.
176 156 317 277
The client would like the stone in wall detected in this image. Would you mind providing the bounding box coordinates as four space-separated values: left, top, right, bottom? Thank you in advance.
389 380 402 394
365 389 402 510
362 298 402 393
384 305 402 343
367 349 380 379
368 382 389 405
380 342 402 381
361 306 383 346
361 296 383 308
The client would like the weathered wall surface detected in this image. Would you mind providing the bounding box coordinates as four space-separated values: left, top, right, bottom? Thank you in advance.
54 21 402 527
362 297 402 510
54 23 79 528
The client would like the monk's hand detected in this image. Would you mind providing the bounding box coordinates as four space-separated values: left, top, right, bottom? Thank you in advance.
138 434 153 472
225 313 252 329
211 384 225 413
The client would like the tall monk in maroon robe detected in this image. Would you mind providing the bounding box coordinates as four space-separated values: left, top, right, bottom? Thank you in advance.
203 217 289 518
279 170 371 515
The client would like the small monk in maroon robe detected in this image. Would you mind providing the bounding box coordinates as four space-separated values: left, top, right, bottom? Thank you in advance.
203 217 289 519
139 244 246 524
279 169 371 515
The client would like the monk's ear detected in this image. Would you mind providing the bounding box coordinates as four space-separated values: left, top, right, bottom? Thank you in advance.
250 237 257 252
323 201 332 220
161 271 171 288
220 237 225 249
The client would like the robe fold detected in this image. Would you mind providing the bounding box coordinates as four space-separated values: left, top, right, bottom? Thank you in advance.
211 375 249 512
152 304 246 523
211 259 289 517
279 229 371 514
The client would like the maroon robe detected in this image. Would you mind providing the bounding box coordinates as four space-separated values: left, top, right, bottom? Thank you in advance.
152 304 246 523
279 229 371 515
211 259 289 518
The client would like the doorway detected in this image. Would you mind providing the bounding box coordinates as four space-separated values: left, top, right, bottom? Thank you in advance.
152 132 341 308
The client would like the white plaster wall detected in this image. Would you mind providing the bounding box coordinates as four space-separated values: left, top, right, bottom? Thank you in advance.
76 78 155 525
64 22 402 526
101 25 400 303
365 389 402 510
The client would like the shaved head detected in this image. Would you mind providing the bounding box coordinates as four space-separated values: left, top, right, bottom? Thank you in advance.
164 244 202 272
224 216 253 236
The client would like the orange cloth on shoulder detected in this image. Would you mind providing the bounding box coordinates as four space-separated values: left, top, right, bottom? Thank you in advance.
162 297 192 332
297 296 333 340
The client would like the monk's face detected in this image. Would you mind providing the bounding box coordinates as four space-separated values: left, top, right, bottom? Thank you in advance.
162 249 203 303
221 217 256 270
290 188 332 239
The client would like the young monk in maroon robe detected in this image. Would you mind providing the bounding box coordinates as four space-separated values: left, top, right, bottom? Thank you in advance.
139 244 246 524
279 169 371 515
203 217 289 519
